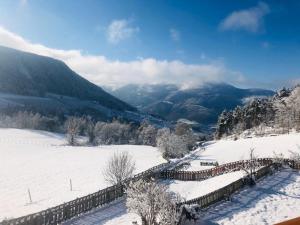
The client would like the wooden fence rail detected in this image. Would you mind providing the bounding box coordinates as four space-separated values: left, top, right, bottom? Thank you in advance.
179 161 300 209
159 158 275 181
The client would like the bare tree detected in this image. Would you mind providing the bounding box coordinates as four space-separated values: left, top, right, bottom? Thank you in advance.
239 148 259 185
65 117 82 145
126 179 182 225
103 151 136 185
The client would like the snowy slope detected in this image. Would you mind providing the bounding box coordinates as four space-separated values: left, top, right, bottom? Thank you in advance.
201 168 300 225
0 128 166 220
165 171 245 201
64 171 245 225
186 133 300 171
63 132 300 225
65 168 300 225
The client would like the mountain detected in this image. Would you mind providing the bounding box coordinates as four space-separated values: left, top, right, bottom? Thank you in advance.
0 46 135 112
0 46 168 124
107 83 275 129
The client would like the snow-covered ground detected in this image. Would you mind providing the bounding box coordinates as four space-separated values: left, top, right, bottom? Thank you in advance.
0 128 166 220
65 168 300 225
165 171 245 201
201 168 300 225
186 133 300 171
64 171 245 225
2 128 300 224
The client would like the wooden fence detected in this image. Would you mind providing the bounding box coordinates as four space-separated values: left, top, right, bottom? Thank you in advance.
160 158 274 181
1 158 299 225
0 162 170 225
179 160 300 209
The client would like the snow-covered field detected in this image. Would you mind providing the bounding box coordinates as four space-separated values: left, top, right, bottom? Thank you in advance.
0 128 166 220
64 171 245 225
201 168 300 225
65 168 300 225
2 128 300 224
165 171 245 201
186 133 300 171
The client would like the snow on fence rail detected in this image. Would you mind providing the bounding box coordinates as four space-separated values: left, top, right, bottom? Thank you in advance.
1 159 299 225
160 158 275 181
0 162 170 225
179 160 300 209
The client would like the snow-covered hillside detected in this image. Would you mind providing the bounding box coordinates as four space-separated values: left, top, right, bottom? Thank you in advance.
65 168 300 225
0 128 166 220
201 168 300 225
186 133 300 171
65 133 300 225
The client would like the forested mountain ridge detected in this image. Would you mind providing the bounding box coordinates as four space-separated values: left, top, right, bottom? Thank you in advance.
0 46 135 112
215 86 300 139
107 83 274 128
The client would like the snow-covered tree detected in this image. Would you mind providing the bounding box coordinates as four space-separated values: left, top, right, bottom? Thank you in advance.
84 117 96 145
126 179 182 225
65 116 83 145
175 122 197 151
289 148 300 162
138 120 157 146
157 129 188 159
103 151 136 185
94 120 132 145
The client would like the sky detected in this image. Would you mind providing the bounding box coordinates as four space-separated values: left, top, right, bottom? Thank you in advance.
0 0 300 90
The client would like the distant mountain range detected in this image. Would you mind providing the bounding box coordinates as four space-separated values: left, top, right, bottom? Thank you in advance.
0 46 165 124
0 46 275 130
106 83 275 130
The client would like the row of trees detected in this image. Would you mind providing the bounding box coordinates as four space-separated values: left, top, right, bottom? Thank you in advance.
0 111 61 132
215 86 300 139
65 117 199 159
0 110 199 159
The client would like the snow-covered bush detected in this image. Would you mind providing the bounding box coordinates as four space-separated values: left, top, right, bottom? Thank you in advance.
289 148 300 162
126 179 182 225
103 151 136 185
94 120 132 145
157 128 188 159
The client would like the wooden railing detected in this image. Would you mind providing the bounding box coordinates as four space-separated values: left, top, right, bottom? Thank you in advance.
160 158 274 181
179 160 300 209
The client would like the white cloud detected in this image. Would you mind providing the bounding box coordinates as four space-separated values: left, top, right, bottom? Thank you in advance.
0 25 246 88
219 2 270 33
170 28 180 42
106 19 139 44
